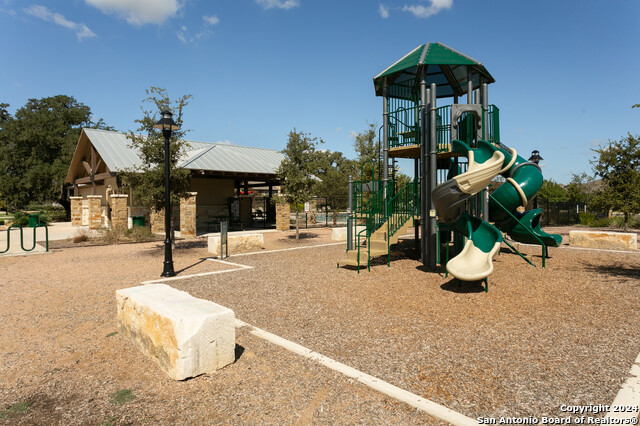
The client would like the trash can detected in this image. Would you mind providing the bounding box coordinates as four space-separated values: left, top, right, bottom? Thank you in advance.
132 215 145 227
27 212 40 227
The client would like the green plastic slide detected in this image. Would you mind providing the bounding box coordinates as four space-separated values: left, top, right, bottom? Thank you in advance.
432 140 504 281
485 142 562 247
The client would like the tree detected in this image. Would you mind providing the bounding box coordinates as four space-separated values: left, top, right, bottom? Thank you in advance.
537 179 567 202
314 150 355 225
276 129 322 239
119 87 193 214
353 123 379 181
566 172 592 204
0 95 106 212
590 134 640 223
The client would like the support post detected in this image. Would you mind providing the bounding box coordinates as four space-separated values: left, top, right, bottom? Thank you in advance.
414 159 419 249
347 175 353 251
481 80 490 222
382 82 389 216
420 72 428 265
428 83 438 270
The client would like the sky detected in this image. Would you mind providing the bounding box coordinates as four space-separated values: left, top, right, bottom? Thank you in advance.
1 0 639 184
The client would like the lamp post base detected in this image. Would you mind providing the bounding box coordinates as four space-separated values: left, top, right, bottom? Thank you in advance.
161 261 176 277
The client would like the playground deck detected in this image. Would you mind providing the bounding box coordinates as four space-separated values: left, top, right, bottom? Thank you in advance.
1 228 639 423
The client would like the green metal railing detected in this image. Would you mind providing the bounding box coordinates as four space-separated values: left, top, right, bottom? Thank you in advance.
355 181 393 272
1 224 49 253
387 105 420 148
385 103 501 151
387 179 419 237
485 105 500 143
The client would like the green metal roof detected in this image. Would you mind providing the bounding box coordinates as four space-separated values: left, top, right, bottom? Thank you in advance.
373 42 495 99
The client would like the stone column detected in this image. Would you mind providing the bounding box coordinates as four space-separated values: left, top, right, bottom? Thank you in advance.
87 195 102 230
70 196 83 226
180 192 197 239
110 194 129 231
150 209 165 234
276 203 290 231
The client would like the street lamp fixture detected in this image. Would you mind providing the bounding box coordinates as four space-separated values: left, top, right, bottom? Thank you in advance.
153 110 180 277
528 150 543 165
528 150 543 209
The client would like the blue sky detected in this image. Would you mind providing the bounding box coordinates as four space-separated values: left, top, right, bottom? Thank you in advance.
1 0 639 183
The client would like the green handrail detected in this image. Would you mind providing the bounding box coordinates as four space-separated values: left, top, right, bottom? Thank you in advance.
1 224 49 254
489 194 546 268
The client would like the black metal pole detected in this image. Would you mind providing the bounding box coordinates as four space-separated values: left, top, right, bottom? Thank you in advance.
162 128 176 277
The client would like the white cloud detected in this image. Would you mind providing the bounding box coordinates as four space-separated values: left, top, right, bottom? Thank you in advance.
349 130 358 138
379 4 389 18
85 0 180 25
402 0 452 18
588 138 604 147
24 5 96 40
203 14 219 26
335 127 342 133
256 0 299 10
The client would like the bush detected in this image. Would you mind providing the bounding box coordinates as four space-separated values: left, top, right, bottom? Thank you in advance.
589 217 626 228
578 212 595 225
126 226 156 242
11 212 28 227
72 228 91 243
99 227 125 244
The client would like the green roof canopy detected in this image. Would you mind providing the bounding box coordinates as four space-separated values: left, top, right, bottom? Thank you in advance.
373 42 495 100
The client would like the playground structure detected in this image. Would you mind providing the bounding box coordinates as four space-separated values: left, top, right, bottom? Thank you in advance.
338 42 562 285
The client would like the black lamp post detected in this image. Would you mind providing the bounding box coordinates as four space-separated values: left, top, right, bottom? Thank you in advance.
528 150 543 209
154 110 180 277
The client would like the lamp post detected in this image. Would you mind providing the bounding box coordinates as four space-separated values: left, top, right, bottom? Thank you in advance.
528 150 543 209
154 110 180 277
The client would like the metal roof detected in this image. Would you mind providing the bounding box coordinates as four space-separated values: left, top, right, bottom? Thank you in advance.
80 128 284 175
373 42 495 99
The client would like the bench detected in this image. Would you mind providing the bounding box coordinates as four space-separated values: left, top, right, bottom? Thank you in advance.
116 284 236 380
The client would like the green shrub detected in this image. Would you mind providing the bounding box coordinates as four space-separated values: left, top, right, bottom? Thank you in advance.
578 212 595 225
10 212 28 227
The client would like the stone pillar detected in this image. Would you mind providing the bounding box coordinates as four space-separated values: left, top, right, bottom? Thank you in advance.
276 203 290 231
70 196 83 226
180 192 197 239
150 209 165 234
87 195 102 230
110 194 129 231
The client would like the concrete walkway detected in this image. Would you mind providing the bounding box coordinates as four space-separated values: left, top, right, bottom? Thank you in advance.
0 222 81 257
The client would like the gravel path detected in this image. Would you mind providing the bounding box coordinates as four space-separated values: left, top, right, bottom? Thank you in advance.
1 227 639 424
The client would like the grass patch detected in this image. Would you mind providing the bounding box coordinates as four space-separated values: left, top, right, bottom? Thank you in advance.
72 228 91 243
110 389 135 405
0 401 31 419
106 331 118 338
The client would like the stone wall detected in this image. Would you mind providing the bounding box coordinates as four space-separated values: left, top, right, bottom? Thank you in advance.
87 195 102 230
180 192 197 239
110 194 129 231
150 208 165 234
70 196 83 226
276 203 290 231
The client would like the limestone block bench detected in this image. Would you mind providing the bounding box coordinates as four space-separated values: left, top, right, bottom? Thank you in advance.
116 284 235 380
331 226 366 241
208 232 263 255
569 230 637 251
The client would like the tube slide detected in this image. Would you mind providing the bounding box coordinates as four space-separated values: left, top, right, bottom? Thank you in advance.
432 139 562 282
432 140 504 281
485 143 562 247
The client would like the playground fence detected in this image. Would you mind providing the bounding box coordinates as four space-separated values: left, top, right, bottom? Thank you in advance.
535 199 607 226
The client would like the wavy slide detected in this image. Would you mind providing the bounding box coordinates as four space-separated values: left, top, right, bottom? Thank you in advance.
432 140 562 281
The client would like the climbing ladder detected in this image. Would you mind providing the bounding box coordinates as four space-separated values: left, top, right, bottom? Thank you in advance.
338 176 419 272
